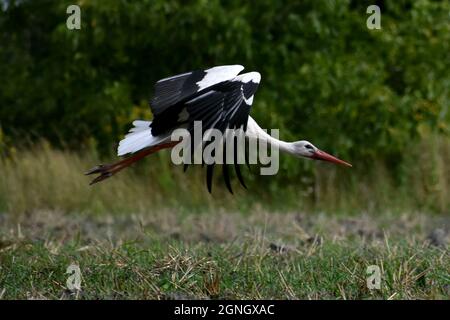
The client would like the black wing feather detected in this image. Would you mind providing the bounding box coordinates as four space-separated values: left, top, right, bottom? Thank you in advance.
151 70 205 115
151 65 244 116
222 143 233 194
206 164 214 193
233 141 247 189
149 66 260 193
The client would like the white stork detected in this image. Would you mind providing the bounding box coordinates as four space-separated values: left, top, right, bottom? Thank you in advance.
86 65 351 192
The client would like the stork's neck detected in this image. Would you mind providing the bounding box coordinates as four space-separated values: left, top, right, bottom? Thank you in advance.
245 116 296 155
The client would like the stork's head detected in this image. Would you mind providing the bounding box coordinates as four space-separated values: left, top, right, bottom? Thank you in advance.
292 140 352 167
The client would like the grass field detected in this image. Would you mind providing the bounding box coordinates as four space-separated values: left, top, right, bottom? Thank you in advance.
0 143 449 299
0 210 448 299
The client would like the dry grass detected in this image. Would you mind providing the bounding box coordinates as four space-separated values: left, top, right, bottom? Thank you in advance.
1 135 449 216
0 141 239 216
314 135 450 213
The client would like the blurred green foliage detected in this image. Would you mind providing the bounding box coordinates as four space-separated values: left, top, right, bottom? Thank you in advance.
0 0 449 170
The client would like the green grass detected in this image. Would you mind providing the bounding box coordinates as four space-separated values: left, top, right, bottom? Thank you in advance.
0 210 448 299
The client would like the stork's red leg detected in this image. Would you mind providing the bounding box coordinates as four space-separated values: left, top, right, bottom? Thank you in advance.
85 141 178 185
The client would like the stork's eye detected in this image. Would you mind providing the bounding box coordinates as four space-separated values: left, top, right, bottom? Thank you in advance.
305 144 314 150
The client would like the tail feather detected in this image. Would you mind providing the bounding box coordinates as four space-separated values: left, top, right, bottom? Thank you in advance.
117 120 170 156
86 119 176 185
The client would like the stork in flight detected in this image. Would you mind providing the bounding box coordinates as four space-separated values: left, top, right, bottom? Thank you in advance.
86 65 351 192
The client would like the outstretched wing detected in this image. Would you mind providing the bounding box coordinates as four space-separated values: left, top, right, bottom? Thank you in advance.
150 65 244 116
186 72 261 193
149 66 261 193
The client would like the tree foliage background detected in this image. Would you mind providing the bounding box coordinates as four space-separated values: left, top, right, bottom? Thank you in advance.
0 0 449 186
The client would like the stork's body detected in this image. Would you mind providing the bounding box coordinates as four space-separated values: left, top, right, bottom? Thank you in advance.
86 65 351 192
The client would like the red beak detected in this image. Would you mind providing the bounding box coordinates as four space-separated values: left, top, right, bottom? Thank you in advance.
312 149 352 167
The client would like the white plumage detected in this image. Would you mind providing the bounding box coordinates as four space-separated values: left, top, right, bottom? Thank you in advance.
196 65 244 91
117 120 169 156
